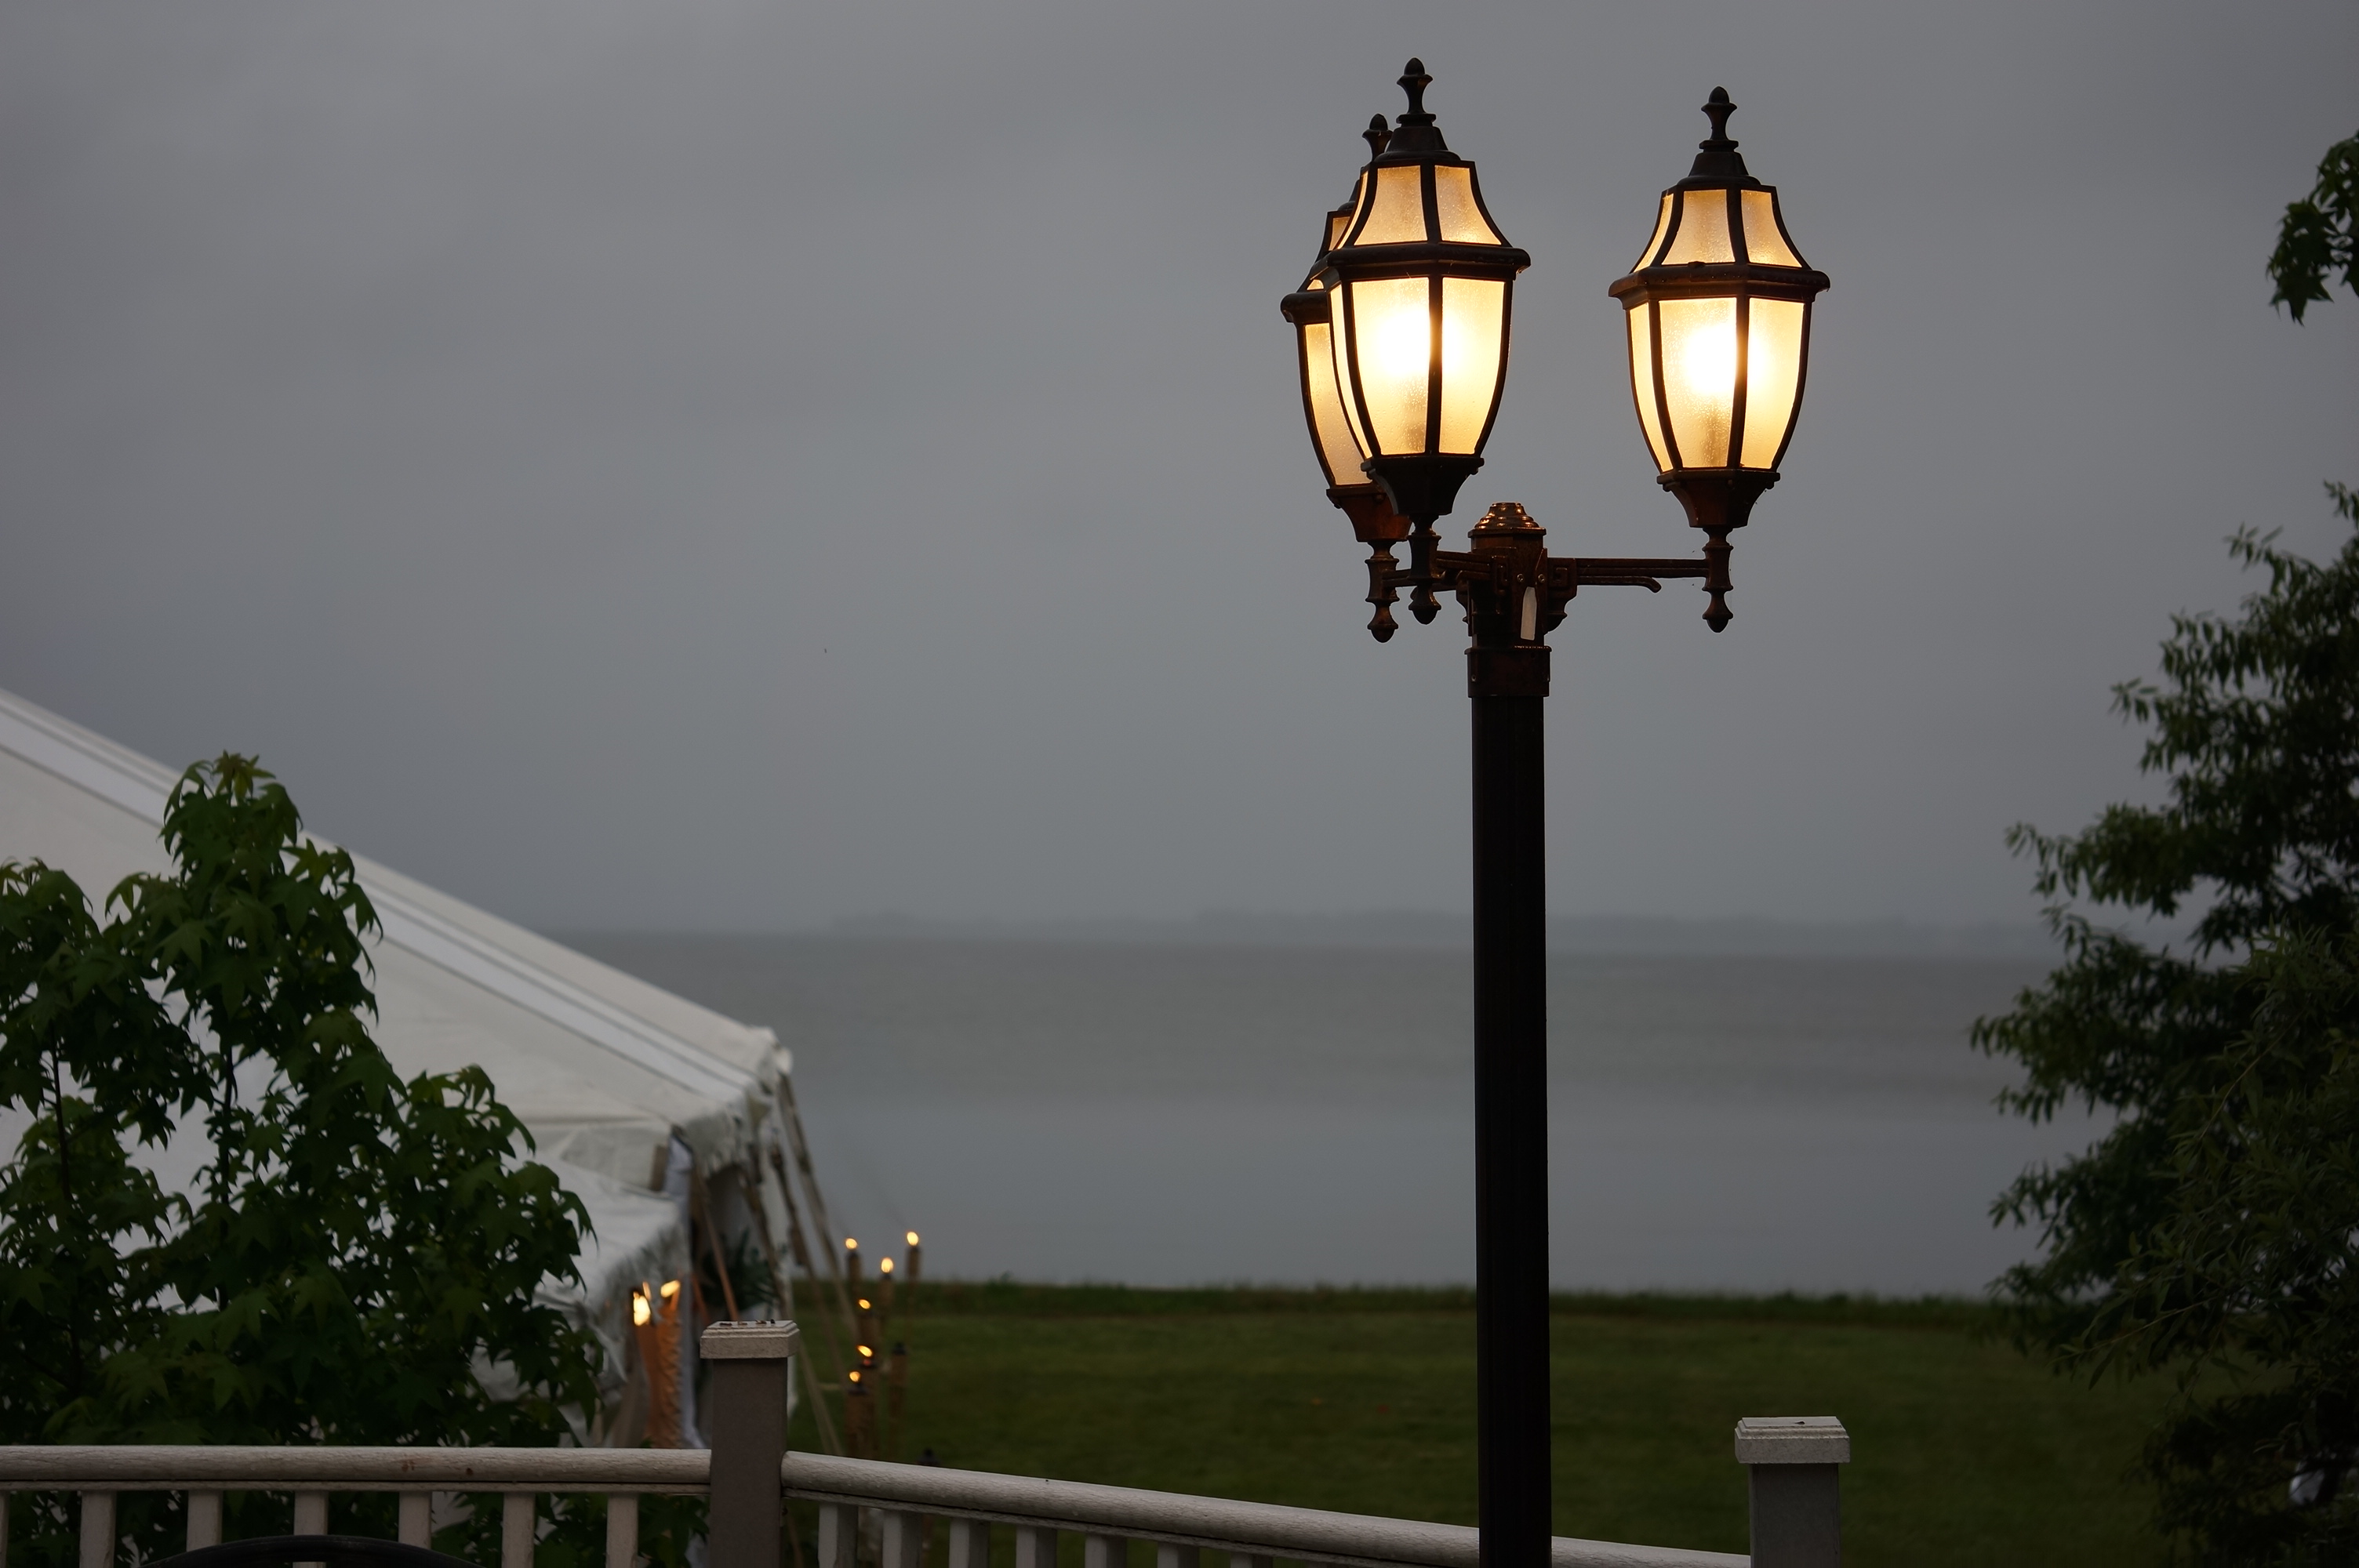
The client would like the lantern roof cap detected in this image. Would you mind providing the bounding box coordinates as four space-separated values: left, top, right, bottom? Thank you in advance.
1677 88 1762 190
1374 58 1462 162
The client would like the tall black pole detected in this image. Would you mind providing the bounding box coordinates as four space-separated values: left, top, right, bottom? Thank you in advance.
1467 631 1551 1568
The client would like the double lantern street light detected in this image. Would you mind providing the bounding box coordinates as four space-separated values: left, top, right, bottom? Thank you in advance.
1278 64 1828 1568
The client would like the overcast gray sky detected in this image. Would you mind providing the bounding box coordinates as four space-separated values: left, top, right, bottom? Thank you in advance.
2 0 2353 934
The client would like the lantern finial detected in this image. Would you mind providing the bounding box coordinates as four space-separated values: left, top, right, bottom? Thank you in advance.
1398 60 1434 125
1700 88 1737 150
1363 114 1391 160
1685 86 1752 182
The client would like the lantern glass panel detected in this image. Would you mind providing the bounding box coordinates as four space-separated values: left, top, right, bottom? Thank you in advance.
1434 167 1503 244
1358 165 1428 245
1303 319 1369 484
1739 297 1806 469
1625 302 1672 471
1325 174 1366 252
1739 191 1802 267
1438 277 1505 453
1634 194 1674 270
1659 294 1739 467
1339 274 1433 454
1662 191 1737 264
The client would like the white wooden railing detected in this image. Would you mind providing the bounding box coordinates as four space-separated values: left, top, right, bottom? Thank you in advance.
0 1323 1848 1568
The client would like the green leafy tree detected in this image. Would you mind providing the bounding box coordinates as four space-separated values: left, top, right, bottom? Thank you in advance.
0 757 611 1565
2270 132 2357 321
1976 485 2359 1561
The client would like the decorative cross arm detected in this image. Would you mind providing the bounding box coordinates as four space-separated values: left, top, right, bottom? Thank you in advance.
1361 502 1739 644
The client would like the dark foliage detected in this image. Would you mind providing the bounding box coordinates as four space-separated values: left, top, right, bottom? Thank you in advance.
1976 485 2359 1562
0 757 611 1566
2270 133 2358 322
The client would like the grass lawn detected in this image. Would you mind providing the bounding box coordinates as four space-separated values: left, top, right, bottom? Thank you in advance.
785 1284 2175 1568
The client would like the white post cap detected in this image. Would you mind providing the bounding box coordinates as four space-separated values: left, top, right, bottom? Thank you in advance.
700 1320 803 1360
1734 1416 1850 1465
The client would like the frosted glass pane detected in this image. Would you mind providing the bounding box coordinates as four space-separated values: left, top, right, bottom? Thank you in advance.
1659 296 1737 468
1326 175 1365 252
1434 166 1503 245
1740 191 1802 267
1662 191 1736 265
1739 298 1806 469
1303 320 1366 484
1633 194 1674 270
1325 303 1372 456
1626 304 1671 471
1346 275 1432 455
1357 165 1428 245
1438 278 1504 455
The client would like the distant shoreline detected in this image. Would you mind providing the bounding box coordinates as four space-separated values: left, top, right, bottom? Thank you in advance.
560 911 2070 960
878 1278 1991 1329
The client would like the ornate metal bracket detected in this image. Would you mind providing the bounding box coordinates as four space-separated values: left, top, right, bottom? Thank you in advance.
1358 502 1736 643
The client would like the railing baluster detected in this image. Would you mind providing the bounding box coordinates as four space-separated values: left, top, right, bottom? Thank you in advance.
186 1492 224 1551
1156 1548 1197 1568
1082 1535 1125 1568
503 1493 536 1568
1012 1526 1056 1568
1229 1555 1272 1568
605 1494 638 1568
2 1485 10 1568
817 1504 854 1568
945 1519 988 1568
293 1490 329 1568
77 1490 114 1568
398 1494 431 1548
878 1512 921 1568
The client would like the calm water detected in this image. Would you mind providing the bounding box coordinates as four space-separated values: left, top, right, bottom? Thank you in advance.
569 935 2085 1295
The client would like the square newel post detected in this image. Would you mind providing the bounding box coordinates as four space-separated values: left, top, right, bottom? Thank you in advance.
1736 1416 1849 1568
703 1320 803 1568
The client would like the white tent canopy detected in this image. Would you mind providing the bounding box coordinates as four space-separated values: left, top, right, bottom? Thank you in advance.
0 684 794 1321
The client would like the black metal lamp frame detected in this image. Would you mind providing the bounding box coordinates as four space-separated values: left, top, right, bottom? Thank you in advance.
1281 73 1828 1568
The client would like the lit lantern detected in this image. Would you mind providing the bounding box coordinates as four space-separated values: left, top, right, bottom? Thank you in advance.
1280 117 1409 546
1608 88 1828 540
1302 60 1528 524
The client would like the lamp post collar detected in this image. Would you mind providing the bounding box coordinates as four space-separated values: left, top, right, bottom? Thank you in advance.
1472 502 1542 535
1679 87 1758 187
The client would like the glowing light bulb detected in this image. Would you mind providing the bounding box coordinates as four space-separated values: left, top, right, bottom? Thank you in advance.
1675 318 1738 399
632 1293 652 1327
1369 299 1430 385
906 1232 920 1247
845 1237 859 1250
660 1279 681 1301
879 1258 894 1275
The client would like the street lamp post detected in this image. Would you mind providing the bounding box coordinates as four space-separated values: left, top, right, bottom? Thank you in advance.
1280 67 1828 1568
